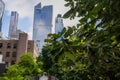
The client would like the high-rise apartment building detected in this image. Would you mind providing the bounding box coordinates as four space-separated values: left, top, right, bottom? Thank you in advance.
33 3 53 52
0 33 39 67
0 0 5 37
55 14 64 34
8 11 19 39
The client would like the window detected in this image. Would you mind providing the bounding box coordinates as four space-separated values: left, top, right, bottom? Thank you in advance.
12 52 16 57
11 60 15 65
13 43 17 48
6 52 10 57
0 43 3 48
7 43 11 48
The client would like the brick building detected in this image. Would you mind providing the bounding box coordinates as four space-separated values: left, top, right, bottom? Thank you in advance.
0 33 39 67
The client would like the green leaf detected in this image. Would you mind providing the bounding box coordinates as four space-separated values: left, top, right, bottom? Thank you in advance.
58 51 75 63
64 27 73 38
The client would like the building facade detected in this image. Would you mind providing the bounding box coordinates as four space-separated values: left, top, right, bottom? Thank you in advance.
0 0 5 38
0 33 39 67
33 3 53 52
0 0 5 32
8 11 19 39
55 14 64 34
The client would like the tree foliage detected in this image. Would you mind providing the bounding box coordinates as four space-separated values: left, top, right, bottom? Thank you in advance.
3 53 43 80
41 0 120 80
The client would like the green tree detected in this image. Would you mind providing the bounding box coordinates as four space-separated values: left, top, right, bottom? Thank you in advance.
3 53 43 80
41 0 120 80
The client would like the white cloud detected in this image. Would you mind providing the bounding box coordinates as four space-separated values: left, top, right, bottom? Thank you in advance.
3 0 78 25
4 0 39 18
3 0 68 19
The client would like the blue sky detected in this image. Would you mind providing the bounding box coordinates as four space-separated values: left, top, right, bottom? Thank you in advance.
2 0 79 39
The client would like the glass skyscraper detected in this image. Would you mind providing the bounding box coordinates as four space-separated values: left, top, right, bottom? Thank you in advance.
55 14 64 34
0 0 5 32
8 11 19 39
33 3 53 52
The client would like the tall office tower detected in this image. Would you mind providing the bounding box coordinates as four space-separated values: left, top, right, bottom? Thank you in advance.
0 0 5 37
8 11 19 39
55 14 64 34
33 3 53 52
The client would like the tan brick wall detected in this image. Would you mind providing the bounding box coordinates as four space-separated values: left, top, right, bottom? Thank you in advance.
0 33 39 67
17 33 28 61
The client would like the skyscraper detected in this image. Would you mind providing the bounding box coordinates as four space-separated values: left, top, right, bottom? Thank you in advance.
55 14 64 34
8 11 19 39
33 3 53 52
0 0 5 34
